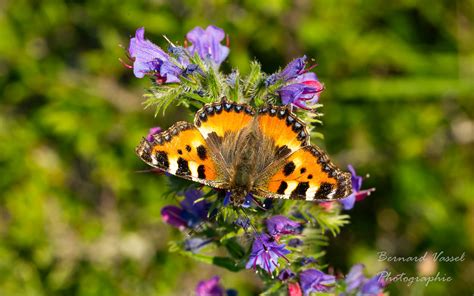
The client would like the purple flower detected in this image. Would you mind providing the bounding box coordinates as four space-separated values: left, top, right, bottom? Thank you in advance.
345 264 365 292
146 126 162 142
245 233 290 274
128 27 182 82
186 25 229 66
361 273 385 295
161 189 210 229
266 215 300 236
278 72 324 110
275 56 324 109
278 269 296 281
279 56 307 81
339 165 376 210
196 276 225 296
299 269 336 295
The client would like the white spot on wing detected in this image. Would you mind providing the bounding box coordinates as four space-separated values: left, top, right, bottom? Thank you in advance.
305 186 318 201
151 154 158 165
327 189 336 200
169 157 178 174
284 181 298 195
189 161 199 178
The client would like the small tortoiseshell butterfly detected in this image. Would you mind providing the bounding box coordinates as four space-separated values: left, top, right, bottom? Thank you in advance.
136 100 352 205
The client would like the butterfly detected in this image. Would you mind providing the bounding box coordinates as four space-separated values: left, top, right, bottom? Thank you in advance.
136 99 353 206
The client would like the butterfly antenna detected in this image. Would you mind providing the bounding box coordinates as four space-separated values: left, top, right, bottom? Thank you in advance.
134 168 163 174
250 195 267 211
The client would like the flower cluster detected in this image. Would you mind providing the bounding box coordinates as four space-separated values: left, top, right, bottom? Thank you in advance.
124 25 325 113
127 26 228 83
275 56 324 110
127 25 387 295
245 215 301 272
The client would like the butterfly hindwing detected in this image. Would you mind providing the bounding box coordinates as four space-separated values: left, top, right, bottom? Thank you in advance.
135 121 224 188
255 145 352 201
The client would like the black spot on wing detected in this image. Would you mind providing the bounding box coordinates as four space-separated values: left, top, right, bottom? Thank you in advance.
300 168 306 173
155 151 169 169
176 157 191 176
185 145 192 152
197 165 206 179
177 149 183 155
197 145 207 160
297 130 307 141
275 145 291 158
314 182 334 199
277 181 288 194
283 161 296 176
199 112 207 122
224 102 233 111
291 182 309 200
285 115 295 126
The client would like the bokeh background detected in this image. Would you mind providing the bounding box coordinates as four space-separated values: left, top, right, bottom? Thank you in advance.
1 0 473 295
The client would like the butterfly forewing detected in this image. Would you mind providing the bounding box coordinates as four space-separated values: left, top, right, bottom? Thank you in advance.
194 100 255 139
257 105 310 160
135 121 225 188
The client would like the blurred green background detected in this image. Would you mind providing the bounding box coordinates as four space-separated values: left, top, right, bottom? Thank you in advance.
0 0 473 295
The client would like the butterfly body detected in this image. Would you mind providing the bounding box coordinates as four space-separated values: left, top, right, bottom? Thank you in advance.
136 100 352 205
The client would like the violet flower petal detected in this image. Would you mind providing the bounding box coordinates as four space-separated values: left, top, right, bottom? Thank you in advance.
279 56 307 81
128 27 169 78
299 269 335 295
186 25 229 65
266 215 300 236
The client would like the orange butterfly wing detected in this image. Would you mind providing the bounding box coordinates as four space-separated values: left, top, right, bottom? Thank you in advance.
254 106 352 200
256 105 310 159
257 146 352 200
194 100 255 138
135 121 223 188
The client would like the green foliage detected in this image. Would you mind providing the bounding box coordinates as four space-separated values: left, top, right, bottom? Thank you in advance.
0 0 472 295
